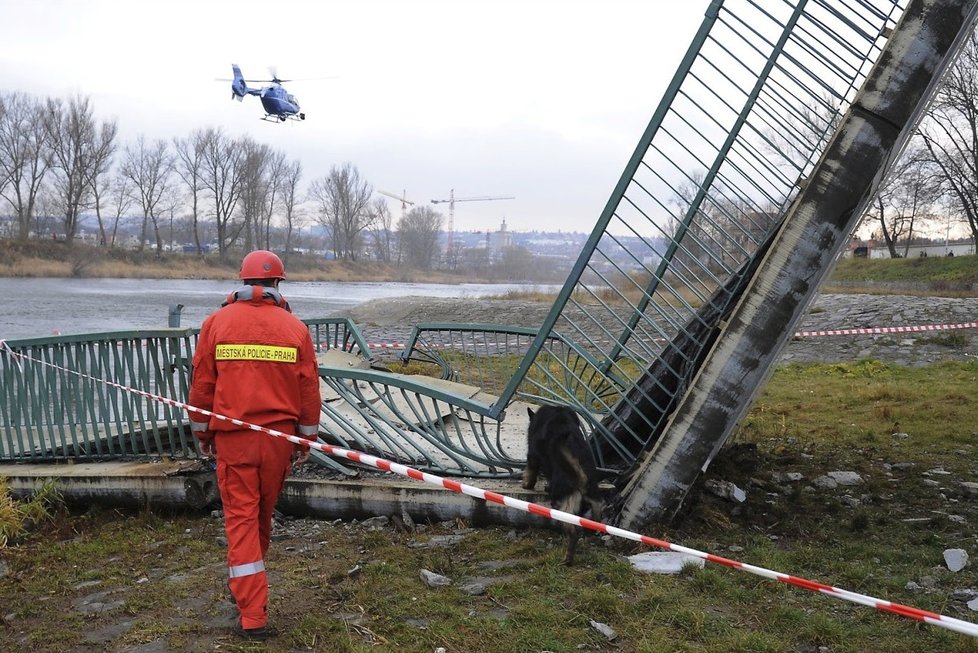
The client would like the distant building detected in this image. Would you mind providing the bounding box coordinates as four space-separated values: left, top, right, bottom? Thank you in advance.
845 237 975 258
488 219 513 256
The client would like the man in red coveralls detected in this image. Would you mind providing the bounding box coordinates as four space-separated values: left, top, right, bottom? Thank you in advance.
188 249 322 640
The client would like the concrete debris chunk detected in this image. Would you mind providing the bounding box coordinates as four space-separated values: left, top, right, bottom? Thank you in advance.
627 552 705 575
704 479 747 503
944 549 969 573
590 619 618 640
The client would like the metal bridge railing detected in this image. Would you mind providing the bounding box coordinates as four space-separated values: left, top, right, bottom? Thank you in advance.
0 317 529 478
0 329 198 461
0 319 371 464
484 0 910 473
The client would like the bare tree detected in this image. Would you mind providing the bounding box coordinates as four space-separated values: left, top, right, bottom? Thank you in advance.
367 197 394 262
199 128 246 258
262 150 289 250
862 144 941 257
122 136 175 255
308 163 374 261
173 129 209 254
89 140 120 247
103 171 134 247
88 163 135 248
919 30 978 249
398 206 443 270
0 92 51 239
44 94 117 241
239 139 279 251
279 159 304 267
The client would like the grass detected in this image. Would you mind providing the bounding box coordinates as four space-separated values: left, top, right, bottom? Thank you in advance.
3 360 978 651
0 478 61 548
828 255 978 292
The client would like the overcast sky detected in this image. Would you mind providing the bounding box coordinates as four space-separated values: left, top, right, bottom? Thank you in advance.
0 0 707 235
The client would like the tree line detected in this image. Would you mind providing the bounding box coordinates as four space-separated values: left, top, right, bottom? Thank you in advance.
0 95 450 270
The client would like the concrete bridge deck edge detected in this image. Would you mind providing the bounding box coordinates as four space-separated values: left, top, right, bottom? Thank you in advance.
0 462 546 528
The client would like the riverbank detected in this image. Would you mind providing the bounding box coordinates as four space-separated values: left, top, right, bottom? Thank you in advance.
338 292 978 367
0 240 488 284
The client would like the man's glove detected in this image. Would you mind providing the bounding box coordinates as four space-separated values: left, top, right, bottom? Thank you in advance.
291 444 310 467
199 438 217 460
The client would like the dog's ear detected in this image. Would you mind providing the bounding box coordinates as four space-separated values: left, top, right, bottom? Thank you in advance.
527 407 535 419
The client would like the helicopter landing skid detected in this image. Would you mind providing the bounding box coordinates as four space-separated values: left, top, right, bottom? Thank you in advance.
262 113 304 123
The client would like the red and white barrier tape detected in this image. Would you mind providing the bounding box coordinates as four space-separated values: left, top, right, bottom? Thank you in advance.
2 341 977 638
795 321 978 338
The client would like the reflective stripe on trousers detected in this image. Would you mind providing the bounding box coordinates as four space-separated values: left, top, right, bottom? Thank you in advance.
229 560 265 578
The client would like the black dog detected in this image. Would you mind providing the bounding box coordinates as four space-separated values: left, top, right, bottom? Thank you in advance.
522 405 604 565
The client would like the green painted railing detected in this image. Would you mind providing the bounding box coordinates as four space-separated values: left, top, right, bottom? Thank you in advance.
1 329 198 461
0 319 371 464
0 317 527 477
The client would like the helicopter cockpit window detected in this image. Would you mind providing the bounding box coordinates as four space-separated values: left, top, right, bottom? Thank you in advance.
288 94 298 105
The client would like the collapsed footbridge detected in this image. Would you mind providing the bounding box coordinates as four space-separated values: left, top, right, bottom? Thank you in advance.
3 0 977 530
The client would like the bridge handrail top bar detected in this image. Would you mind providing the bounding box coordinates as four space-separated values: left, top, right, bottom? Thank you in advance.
410 322 541 336
2 328 198 347
318 364 501 417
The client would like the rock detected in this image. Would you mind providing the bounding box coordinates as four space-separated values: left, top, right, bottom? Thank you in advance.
945 549 969 572
590 620 617 640
458 578 492 595
827 471 863 486
969 597 978 612
408 534 465 549
771 471 804 483
704 479 747 503
813 475 838 489
360 516 389 529
74 580 102 591
905 581 922 592
961 482 978 498
626 552 705 575
420 569 451 588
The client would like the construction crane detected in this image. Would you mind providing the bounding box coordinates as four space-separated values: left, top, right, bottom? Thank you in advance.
377 189 415 220
430 189 514 253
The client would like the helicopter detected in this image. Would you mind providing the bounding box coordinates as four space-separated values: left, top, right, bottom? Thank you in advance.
225 64 305 123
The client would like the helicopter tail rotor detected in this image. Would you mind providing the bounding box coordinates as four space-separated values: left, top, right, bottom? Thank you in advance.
230 64 250 99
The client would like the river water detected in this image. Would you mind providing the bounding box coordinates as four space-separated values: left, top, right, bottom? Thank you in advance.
2 277 555 341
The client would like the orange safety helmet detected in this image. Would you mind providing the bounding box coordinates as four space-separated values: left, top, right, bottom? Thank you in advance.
239 250 287 280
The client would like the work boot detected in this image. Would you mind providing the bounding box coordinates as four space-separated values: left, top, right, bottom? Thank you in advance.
233 622 275 640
